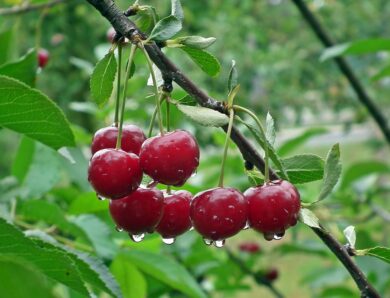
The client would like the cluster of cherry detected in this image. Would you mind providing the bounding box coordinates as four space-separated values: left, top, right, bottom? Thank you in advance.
87 124 301 246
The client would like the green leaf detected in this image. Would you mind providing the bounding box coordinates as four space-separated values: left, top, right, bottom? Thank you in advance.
316 144 341 202
281 154 324 184
124 250 207 298
372 64 390 81
343 226 356 249
237 118 288 179
11 136 35 182
71 215 117 259
278 127 327 157
180 46 221 77
171 0 184 21
90 51 117 107
111 254 147 298
134 8 157 33
0 257 55 298
150 15 182 41
265 112 275 146
299 208 321 229
320 38 390 61
69 192 109 215
357 247 390 265
340 160 389 190
177 104 229 127
228 59 238 93
0 218 89 296
0 75 75 150
170 36 216 49
0 49 37 87
319 286 357 298
19 142 63 198
0 29 14 65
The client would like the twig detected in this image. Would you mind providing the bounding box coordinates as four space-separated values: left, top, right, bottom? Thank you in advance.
0 0 69 16
290 0 390 144
226 248 284 298
84 1 380 296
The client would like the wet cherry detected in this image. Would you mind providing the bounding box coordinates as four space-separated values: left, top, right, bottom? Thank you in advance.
139 130 200 186
190 187 248 241
88 148 142 199
109 187 164 235
239 242 261 254
264 268 279 282
91 125 146 155
38 49 49 68
244 180 301 240
156 190 192 240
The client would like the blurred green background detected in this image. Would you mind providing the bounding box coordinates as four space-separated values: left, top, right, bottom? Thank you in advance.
0 0 389 297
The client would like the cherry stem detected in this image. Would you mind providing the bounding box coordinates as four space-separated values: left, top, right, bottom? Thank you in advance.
233 105 270 183
140 45 164 136
116 43 137 149
218 108 235 188
147 94 166 137
166 98 171 132
114 43 123 127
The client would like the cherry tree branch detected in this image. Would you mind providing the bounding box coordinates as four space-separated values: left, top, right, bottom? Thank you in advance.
290 0 390 145
0 0 69 16
85 1 379 296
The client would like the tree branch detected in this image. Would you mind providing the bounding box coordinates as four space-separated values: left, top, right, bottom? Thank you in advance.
84 0 380 296
0 0 69 16
290 0 390 145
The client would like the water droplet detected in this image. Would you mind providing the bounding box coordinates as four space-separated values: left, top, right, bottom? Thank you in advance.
263 232 274 241
214 240 225 248
273 231 285 240
177 169 184 175
97 194 106 201
212 215 219 221
228 205 235 210
203 238 213 246
130 233 145 242
115 226 123 232
189 227 194 231
243 222 250 230
190 171 197 178
162 238 175 245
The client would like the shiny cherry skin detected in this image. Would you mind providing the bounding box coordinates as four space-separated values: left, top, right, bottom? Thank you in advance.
38 49 49 68
238 242 261 254
139 130 200 186
88 149 142 199
156 190 192 239
244 180 301 239
190 187 248 241
109 187 164 235
91 125 146 155
264 268 279 282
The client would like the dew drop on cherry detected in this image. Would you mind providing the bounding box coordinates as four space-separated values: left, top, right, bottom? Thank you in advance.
203 238 213 246
273 231 285 240
263 232 274 241
130 233 145 243
214 240 225 248
115 226 123 232
162 238 175 245
97 194 106 201
243 221 250 230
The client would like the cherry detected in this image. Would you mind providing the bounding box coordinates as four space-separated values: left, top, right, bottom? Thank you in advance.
88 149 142 199
109 187 164 237
238 242 261 254
38 49 49 68
139 130 199 186
264 268 279 282
244 180 301 240
190 187 248 242
91 125 146 155
155 190 192 241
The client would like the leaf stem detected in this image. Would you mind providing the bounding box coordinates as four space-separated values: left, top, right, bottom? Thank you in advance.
218 109 235 188
116 44 137 149
233 105 270 182
114 43 123 127
140 45 164 136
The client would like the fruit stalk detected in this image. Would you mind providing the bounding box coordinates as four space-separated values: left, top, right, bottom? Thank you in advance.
114 43 123 127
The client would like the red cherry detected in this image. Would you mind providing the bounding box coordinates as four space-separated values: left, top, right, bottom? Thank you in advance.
238 242 261 253
190 187 248 242
88 149 142 199
91 125 146 155
244 180 301 240
156 190 192 241
109 187 164 237
264 268 279 282
38 49 49 68
139 130 199 186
